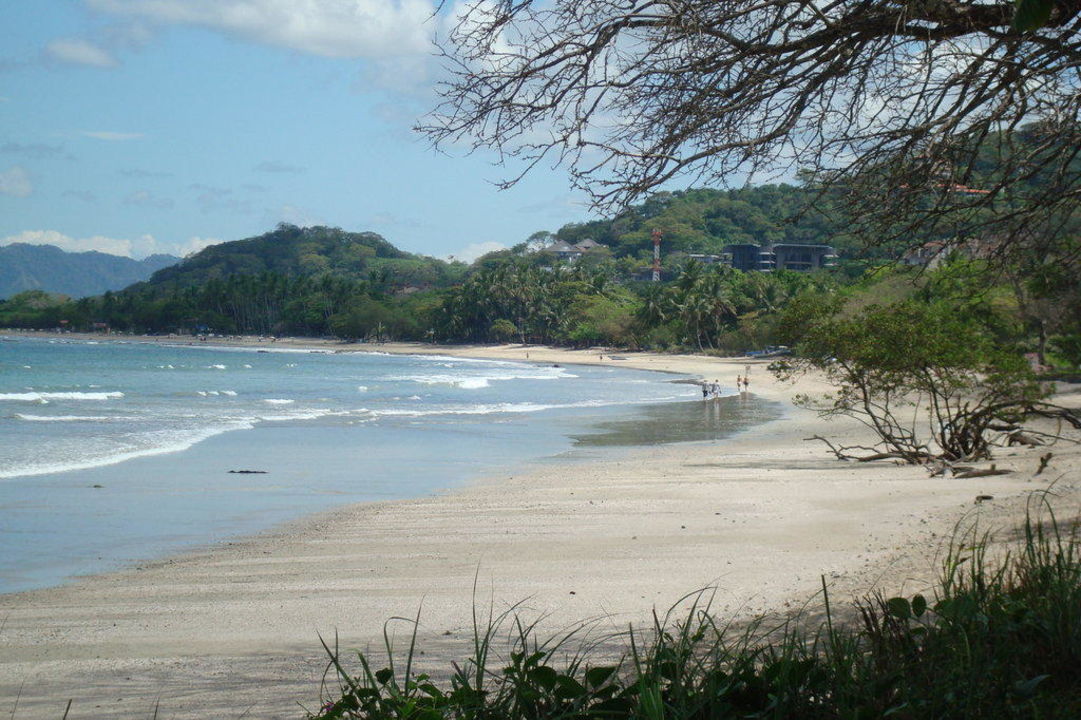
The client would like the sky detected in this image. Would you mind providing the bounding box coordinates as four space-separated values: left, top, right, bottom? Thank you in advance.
0 1 599 263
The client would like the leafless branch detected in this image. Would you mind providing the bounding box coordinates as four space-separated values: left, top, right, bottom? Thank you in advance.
420 0 1081 254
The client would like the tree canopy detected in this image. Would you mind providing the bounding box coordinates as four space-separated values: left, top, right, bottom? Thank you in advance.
422 0 1081 253
772 297 1081 463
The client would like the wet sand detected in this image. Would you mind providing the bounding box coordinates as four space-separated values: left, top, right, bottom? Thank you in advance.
1 337 1078 719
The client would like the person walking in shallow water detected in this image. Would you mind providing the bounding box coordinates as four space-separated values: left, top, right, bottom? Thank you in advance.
742 375 750 393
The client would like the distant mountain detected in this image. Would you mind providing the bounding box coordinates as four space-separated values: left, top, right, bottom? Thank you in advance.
141 223 463 292
0 244 180 299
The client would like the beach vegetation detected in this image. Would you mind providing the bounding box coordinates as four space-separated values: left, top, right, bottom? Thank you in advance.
773 299 1080 463
309 506 1081 719
4 150 1079 381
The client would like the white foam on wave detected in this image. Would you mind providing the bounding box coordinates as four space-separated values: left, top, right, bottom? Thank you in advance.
264 398 294 405
15 414 122 422
221 390 237 396
392 368 572 389
206 364 227 370
0 391 124 402
0 420 255 480
368 396 681 419
409 354 521 367
176 344 315 355
257 408 349 422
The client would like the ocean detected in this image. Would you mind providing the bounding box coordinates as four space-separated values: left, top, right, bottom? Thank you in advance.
0 336 779 594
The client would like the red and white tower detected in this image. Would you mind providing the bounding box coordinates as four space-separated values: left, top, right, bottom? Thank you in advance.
651 229 662 282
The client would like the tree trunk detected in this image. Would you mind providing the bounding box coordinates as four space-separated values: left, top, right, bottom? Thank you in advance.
1037 319 1047 366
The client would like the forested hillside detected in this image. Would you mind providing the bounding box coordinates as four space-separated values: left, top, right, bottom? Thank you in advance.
143 224 463 292
542 185 846 260
3 134 1078 373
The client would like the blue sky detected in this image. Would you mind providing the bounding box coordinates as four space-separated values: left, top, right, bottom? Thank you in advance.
0 1 598 261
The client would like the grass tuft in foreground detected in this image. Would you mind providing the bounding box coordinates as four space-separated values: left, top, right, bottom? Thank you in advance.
309 503 1081 719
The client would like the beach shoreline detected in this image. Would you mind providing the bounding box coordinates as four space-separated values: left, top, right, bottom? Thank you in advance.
1 329 791 397
2 332 1078 719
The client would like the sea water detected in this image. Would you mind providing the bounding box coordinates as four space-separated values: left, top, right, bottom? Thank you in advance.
0 336 778 594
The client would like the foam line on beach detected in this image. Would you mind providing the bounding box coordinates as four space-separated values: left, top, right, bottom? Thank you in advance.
0 391 125 402
0 420 256 480
14 414 133 422
385 366 576 389
366 394 692 418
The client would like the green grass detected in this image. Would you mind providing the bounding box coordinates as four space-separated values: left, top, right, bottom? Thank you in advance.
309 500 1081 719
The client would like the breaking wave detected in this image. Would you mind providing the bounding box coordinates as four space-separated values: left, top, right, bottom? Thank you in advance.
0 391 125 402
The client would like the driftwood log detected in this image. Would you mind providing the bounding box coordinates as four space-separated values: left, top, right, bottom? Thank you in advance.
804 435 935 463
954 466 1013 479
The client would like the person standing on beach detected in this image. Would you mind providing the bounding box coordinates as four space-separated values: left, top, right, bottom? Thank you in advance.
743 375 750 393
736 375 742 394
702 383 709 400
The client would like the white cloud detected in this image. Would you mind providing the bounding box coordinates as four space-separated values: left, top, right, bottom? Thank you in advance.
64 190 98 203
124 189 175 210
2 142 69 159
81 130 144 141
88 0 436 59
267 203 323 227
44 38 119 68
358 53 439 98
174 236 221 257
368 211 420 229
450 241 506 263
1 230 143 257
0 230 222 259
0 166 33 197
119 168 172 178
188 184 253 215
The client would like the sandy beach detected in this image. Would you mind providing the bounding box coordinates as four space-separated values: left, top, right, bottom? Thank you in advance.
2 334 1078 719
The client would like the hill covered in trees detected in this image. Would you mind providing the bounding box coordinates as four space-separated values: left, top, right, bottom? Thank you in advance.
517 185 848 266
0 225 466 339
143 224 464 292
3 153 1078 373
0 244 179 299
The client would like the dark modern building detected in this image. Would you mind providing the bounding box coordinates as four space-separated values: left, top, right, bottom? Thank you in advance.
723 243 776 272
770 244 837 271
720 243 836 272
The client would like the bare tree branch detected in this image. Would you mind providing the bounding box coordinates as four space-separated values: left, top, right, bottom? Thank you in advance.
421 0 1081 254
